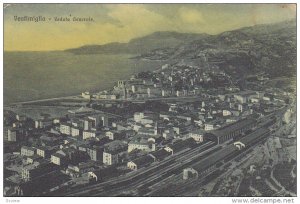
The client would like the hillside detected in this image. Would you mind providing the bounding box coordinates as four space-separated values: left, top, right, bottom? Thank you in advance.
65 19 296 78
142 19 296 78
65 31 208 55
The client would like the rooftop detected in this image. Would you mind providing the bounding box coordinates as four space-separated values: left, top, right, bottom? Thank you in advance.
149 149 171 160
27 155 43 160
129 134 151 145
104 140 127 151
21 146 36 152
234 90 256 97
210 118 256 138
68 107 95 114
193 128 269 173
166 138 195 152
130 155 154 166
52 152 66 158
190 129 206 135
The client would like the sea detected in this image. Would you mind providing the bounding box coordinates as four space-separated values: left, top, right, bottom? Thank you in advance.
4 51 165 105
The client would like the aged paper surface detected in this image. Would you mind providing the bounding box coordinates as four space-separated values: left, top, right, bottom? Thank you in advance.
3 3 297 199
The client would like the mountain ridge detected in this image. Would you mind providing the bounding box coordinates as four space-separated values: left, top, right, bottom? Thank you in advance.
65 19 295 56
65 31 208 55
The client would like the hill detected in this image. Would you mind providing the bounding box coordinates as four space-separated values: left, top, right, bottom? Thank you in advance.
142 19 296 78
65 31 208 55
65 19 296 78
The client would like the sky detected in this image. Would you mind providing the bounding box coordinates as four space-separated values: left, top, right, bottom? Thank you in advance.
4 4 296 51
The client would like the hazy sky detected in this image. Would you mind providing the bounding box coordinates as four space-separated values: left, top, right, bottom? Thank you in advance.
4 4 296 51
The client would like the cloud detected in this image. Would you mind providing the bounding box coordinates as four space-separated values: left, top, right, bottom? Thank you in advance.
4 4 296 51
178 7 205 25
83 4 176 44
107 5 174 34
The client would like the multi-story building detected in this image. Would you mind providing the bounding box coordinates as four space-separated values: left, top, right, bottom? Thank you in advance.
105 130 125 140
7 127 26 142
204 123 216 131
21 146 36 157
133 111 157 123
71 127 81 137
35 118 53 129
233 91 257 103
134 112 145 123
83 129 101 140
127 135 155 152
51 152 68 166
8 127 17 142
189 129 205 143
84 118 94 130
26 155 43 164
102 140 127 164
223 110 232 116
4 126 9 141
86 146 104 161
60 123 71 135
36 146 57 158
21 162 58 181
66 162 95 177
138 127 158 136
103 151 119 166
16 114 27 121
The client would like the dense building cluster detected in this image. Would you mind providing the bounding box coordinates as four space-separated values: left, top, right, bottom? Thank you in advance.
3 62 294 196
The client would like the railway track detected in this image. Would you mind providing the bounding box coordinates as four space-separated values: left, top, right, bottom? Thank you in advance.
59 114 276 197
62 141 216 196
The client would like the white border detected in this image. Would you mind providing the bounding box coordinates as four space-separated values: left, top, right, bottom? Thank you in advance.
0 1 298 204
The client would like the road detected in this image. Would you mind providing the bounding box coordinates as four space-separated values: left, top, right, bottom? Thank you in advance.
8 90 234 106
6 95 82 106
8 95 208 107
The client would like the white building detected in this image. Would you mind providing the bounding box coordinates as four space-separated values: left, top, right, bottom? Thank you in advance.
161 64 169 70
105 130 124 140
128 135 156 153
7 128 17 142
51 152 67 166
250 98 260 103
233 91 257 103
189 130 205 143
71 127 81 137
83 129 101 140
128 142 152 153
16 114 26 121
21 146 36 157
103 151 118 166
94 94 117 100
223 110 232 116
134 112 144 123
81 92 91 99
60 123 71 135
204 123 216 131
35 119 53 129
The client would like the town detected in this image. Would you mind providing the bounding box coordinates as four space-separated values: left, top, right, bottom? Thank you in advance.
3 59 296 197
